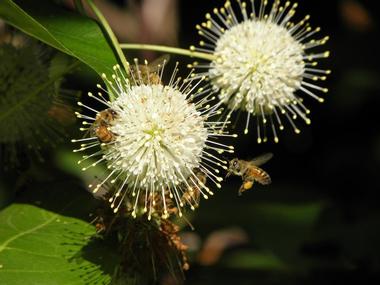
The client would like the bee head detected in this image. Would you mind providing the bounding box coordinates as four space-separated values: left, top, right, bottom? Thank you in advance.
99 109 117 123
226 158 241 177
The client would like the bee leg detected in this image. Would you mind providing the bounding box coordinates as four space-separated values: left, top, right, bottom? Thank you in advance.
239 180 254 196
238 185 245 196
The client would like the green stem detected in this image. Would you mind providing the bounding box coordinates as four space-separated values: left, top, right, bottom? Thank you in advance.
120 43 216 61
86 0 129 72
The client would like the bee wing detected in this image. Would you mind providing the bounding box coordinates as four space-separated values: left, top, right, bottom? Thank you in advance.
249 153 273 166
147 54 171 72
84 121 97 139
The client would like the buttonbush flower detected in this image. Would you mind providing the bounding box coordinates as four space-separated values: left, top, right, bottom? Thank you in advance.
72 61 235 219
190 0 331 143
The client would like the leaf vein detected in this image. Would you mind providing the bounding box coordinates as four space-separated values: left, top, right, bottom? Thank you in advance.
0 206 59 253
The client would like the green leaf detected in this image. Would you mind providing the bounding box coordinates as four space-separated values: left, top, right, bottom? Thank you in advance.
0 0 120 77
0 183 119 285
85 0 129 73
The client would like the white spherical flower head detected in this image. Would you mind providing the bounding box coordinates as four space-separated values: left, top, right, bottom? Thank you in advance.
212 20 304 111
72 61 235 219
191 0 331 143
107 84 207 191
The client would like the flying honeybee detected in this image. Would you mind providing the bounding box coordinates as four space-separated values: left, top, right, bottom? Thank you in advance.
181 170 207 208
92 108 118 143
130 55 170 85
226 153 273 196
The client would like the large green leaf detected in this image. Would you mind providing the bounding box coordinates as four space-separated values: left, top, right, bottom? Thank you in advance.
0 0 119 77
0 184 119 285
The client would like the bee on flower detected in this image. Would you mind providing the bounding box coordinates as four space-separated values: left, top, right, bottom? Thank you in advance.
189 0 331 143
72 60 236 220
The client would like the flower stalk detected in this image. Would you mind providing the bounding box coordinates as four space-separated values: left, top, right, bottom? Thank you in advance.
120 43 216 61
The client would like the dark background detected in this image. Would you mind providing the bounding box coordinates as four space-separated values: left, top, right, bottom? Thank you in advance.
178 0 380 284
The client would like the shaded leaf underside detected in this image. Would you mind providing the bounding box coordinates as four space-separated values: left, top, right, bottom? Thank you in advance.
0 0 120 77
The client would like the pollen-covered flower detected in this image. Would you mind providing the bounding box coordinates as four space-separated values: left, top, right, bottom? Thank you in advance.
72 61 235 219
190 0 331 143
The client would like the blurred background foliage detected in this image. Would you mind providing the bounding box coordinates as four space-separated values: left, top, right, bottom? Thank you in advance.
1 0 380 284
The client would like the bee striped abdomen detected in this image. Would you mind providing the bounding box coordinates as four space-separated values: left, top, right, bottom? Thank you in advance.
245 167 271 185
95 126 114 143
